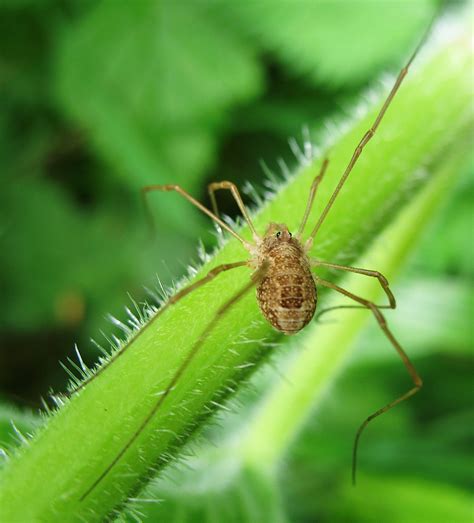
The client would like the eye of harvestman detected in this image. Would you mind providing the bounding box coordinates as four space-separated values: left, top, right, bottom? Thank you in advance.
276 231 281 238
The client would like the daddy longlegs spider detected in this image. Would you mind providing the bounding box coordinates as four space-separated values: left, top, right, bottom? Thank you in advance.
75 27 433 501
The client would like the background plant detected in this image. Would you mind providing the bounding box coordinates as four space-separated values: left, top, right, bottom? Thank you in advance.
0 1 472 522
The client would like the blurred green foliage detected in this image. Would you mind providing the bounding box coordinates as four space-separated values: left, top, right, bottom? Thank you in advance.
1 1 472 522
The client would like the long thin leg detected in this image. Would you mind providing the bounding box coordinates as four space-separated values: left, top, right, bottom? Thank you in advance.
305 23 433 249
296 158 329 240
314 276 422 485
315 303 392 323
311 259 396 308
80 261 269 501
68 261 248 396
207 181 260 241
142 184 253 250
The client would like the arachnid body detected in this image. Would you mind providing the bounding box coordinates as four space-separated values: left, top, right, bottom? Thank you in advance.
255 224 316 334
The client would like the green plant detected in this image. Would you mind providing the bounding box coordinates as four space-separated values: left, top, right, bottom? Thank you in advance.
0 21 472 523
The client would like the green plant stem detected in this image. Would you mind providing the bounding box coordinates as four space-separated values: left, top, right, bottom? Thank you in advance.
0 34 471 522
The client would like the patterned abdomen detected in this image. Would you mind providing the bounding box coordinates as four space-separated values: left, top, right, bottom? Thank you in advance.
256 246 317 335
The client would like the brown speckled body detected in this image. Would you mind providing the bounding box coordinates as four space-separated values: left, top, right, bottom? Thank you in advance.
255 224 316 335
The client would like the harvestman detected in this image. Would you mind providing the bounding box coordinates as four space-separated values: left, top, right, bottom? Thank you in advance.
76 32 431 500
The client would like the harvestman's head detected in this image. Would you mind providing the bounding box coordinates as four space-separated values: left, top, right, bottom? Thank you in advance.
265 222 292 240
261 222 300 249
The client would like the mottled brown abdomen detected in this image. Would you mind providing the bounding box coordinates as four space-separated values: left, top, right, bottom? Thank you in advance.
256 243 316 334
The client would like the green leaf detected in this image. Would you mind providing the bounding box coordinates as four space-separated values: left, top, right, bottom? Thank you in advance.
55 0 263 229
0 28 471 522
0 175 190 336
356 278 474 360
334 474 473 523
412 169 474 278
225 0 436 86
